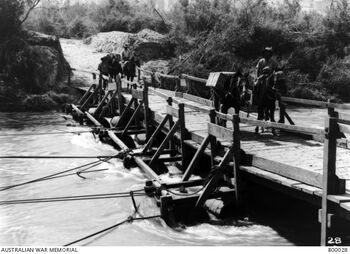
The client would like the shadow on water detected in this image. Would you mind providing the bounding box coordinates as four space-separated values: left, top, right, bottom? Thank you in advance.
240 183 350 246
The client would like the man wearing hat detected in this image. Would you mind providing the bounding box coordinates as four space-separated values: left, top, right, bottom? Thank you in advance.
256 47 277 78
121 44 132 63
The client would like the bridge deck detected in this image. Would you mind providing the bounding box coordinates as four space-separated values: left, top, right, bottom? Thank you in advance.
122 87 350 199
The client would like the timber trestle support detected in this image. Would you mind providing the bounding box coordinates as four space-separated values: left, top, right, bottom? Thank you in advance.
70 76 244 225
68 67 350 245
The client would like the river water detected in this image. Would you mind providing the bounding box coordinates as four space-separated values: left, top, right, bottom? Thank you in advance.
0 112 297 246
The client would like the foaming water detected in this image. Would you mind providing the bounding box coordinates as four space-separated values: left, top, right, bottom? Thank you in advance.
0 112 292 246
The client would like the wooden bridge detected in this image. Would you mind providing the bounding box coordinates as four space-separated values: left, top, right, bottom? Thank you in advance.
67 67 350 246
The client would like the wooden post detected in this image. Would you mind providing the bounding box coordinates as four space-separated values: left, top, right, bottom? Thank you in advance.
151 73 156 88
143 82 152 141
175 76 181 92
320 106 338 246
133 99 140 128
137 68 141 82
232 114 241 204
178 103 187 169
167 97 175 152
78 84 95 106
279 102 286 124
209 109 217 166
116 75 124 115
67 69 71 86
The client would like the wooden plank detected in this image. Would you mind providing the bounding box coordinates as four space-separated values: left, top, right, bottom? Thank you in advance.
132 89 144 100
149 88 171 99
327 194 350 204
340 202 350 212
208 123 233 141
158 73 179 79
240 117 324 135
181 74 207 84
195 147 234 209
94 90 111 116
85 112 102 126
133 157 162 187
182 135 210 181
282 97 329 107
338 123 350 135
107 130 129 150
167 105 180 118
282 97 350 110
71 104 84 116
183 93 213 107
77 84 95 105
337 112 350 125
142 114 170 153
252 156 324 188
121 101 143 137
149 121 180 167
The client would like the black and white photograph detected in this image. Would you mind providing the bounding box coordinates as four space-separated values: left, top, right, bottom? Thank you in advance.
0 0 350 250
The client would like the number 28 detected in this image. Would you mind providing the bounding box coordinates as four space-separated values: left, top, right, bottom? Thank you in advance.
328 237 342 245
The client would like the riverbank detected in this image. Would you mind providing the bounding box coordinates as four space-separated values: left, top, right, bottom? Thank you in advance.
0 32 78 112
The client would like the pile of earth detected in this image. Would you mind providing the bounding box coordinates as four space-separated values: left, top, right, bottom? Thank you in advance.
84 29 174 62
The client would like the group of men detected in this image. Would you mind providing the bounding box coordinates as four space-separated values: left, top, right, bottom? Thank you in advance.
97 44 135 82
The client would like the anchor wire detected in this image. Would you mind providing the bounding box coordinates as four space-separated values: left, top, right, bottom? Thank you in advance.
64 213 160 246
0 158 110 191
0 130 92 137
0 192 146 206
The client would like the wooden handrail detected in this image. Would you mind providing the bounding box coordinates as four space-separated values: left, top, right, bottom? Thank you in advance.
281 96 350 110
240 116 324 135
181 74 207 83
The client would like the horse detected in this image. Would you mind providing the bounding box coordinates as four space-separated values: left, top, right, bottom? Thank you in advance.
122 57 139 92
109 54 122 82
213 71 252 127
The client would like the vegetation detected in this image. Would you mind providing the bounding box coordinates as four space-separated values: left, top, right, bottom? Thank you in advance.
26 0 350 102
2 0 350 111
0 0 75 111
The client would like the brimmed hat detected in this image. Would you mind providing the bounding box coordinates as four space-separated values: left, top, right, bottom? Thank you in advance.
264 47 273 53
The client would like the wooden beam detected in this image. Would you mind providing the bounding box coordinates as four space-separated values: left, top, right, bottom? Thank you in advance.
77 84 95 105
182 135 210 181
116 76 124 114
85 112 102 127
107 130 128 150
121 101 144 137
195 147 234 209
71 104 84 116
143 82 152 141
167 105 180 118
321 113 340 246
142 114 170 153
208 123 234 141
338 123 350 135
338 112 350 125
149 121 180 167
94 90 111 117
132 89 144 100
252 156 325 189
181 74 207 84
143 156 182 163
133 157 162 187
232 114 241 204
115 98 135 128
240 117 324 135
282 97 350 110
182 93 214 107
